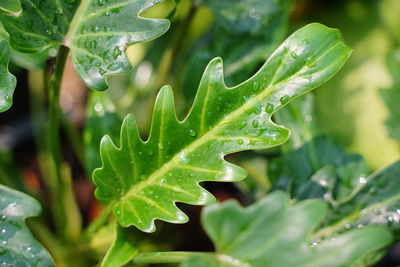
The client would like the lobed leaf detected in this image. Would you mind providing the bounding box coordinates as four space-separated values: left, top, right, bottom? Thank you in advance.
0 184 54 266
180 192 392 267
0 0 170 90
93 23 351 232
0 39 17 112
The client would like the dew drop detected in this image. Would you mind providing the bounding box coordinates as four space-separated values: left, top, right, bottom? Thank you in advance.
265 103 274 113
290 51 298 59
189 129 197 137
251 120 259 128
302 39 310 44
158 142 164 150
279 95 290 104
237 139 244 145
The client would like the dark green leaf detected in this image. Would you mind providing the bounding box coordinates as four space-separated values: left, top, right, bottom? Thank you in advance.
84 91 122 175
183 0 292 100
181 192 392 267
93 23 351 232
100 225 138 267
0 0 169 90
203 0 292 35
0 39 17 112
270 93 368 202
324 161 400 232
0 184 54 267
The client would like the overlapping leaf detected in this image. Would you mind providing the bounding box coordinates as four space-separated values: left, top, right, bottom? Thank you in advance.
0 184 54 267
180 192 392 267
0 0 169 90
324 161 400 233
271 94 368 201
0 39 16 112
93 23 351 232
183 0 292 100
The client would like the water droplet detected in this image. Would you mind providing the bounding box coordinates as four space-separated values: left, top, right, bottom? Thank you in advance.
0 215 6 221
99 68 106 75
252 81 260 92
265 103 274 113
237 139 244 145
290 51 298 59
251 120 259 128
302 39 310 44
359 176 367 184
279 95 290 104
189 129 196 137
147 149 154 156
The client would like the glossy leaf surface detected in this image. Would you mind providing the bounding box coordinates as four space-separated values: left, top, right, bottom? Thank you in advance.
271 94 368 202
0 0 169 90
180 192 392 267
0 0 21 13
326 161 400 231
0 185 54 266
93 23 351 232
0 40 17 112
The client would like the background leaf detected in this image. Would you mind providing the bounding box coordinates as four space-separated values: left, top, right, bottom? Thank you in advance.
180 191 392 267
380 49 400 140
93 23 351 232
0 0 170 90
0 39 17 112
84 91 122 176
0 184 54 267
100 225 138 267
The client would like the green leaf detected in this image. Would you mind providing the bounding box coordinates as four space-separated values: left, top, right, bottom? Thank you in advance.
100 225 138 267
324 161 400 232
0 184 55 267
183 0 292 100
84 91 122 175
270 93 368 202
93 23 351 232
180 191 392 267
380 49 400 140
0 39 17 112
0 0 21 13
203 0 292 36
0 0 170 90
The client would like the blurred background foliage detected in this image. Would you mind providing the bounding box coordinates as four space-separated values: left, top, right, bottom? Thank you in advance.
1 0 400 266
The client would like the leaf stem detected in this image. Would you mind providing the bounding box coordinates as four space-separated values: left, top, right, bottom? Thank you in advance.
47 45 69 238
132 251 248 266
132 251 210 264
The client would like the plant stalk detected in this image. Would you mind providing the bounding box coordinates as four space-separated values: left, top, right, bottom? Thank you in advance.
132 252 211 264
47 45 70 238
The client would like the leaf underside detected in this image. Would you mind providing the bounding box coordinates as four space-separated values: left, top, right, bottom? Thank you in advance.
180 192 392 267
93 23 351 232
0 40 17 112
0 0 169 90
0 185 54 267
